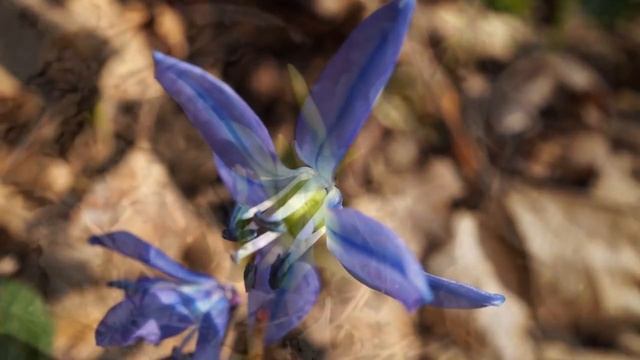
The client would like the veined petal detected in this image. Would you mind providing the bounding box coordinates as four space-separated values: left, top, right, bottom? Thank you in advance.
193 298 231 360
214 153 269 206
153 52 294 204
424 273 505 308
215 153 308 206
295 0 415 178
326 207 432 311
89 231 211 284
247 244 320 344
95 281 194 346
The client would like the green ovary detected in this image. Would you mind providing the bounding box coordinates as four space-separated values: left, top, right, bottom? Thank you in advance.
282 188 327 237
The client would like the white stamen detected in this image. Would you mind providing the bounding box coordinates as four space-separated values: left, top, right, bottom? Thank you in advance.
266 179 322 222
239 171 313 220
233 231 281 263
279 227 326 278
277 209 327 277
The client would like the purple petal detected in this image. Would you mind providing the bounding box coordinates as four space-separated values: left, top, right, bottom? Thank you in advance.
214 153 269 206
89 231 211 283
153 52 294 205
95 281 194 347
424 273 506 308
214 153 303 206
247 244 320 344
295 0 415 177
326 207 432 311
193 298 231 360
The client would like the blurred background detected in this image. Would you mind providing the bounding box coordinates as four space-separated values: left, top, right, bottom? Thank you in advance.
1 0 640 359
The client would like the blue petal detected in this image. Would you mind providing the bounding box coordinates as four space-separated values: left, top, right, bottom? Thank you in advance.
95 280 194 347
153 52 295 205
295 0 415 178
247 244 320 344
214 153 269 206
193 298 231 360
326 207 432 311
89 231 211 283
424 273 506 308
215 153 304 206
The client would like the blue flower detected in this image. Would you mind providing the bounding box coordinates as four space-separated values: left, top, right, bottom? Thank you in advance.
89 231 238 360
153 0 504 344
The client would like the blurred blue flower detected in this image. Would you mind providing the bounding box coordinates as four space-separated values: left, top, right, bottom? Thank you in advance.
89 232 238 360
153 0 504 344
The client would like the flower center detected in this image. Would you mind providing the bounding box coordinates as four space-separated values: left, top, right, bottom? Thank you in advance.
224 168 341 272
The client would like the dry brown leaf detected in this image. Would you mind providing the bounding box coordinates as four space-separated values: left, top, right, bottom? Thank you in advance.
505 184 640 335
426 211 535 360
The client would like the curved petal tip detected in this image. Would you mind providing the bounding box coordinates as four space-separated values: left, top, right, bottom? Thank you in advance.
424 273 506 309
152 50 163 62
488 293 506 307
152 51 173 68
